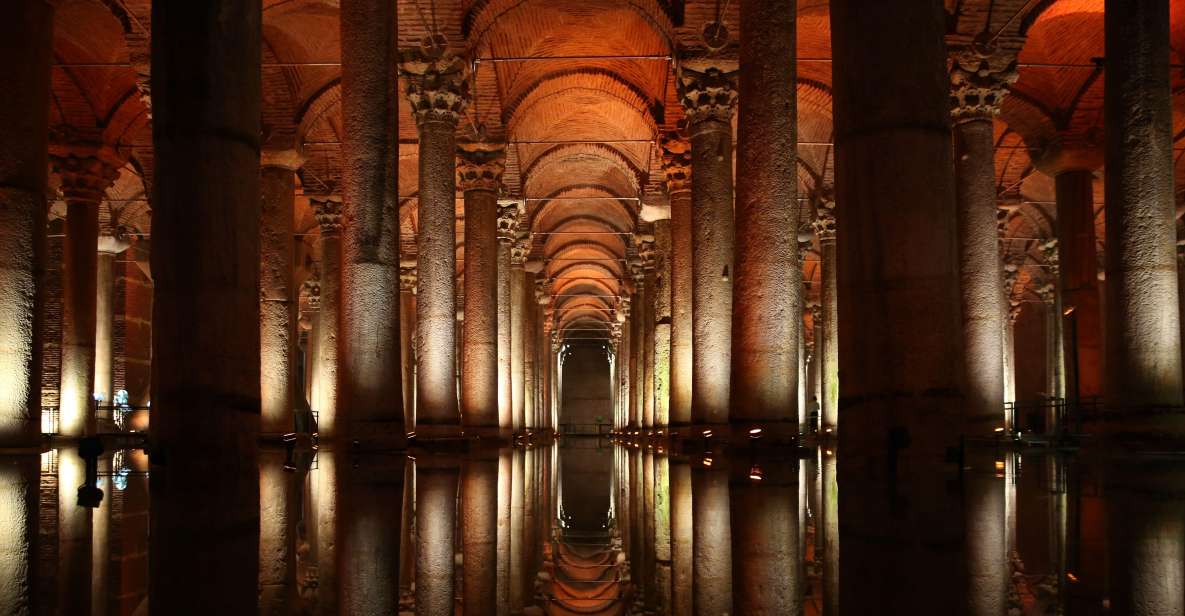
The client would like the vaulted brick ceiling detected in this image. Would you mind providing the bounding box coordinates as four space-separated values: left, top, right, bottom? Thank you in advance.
47 0 1185 341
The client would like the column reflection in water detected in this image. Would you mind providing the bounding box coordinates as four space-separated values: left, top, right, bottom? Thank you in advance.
0 454 38 612
259 447 300 615
822 449 838 616
509 449 525 612
311 448 338 613
730 456 800 615
642 450 656 609
965 449 1007 616
497 450 512 615
339 453 404 615
653 452 673 613
669 458 693 616
92 454 112 616
1106 459 1185 616
692 455 732 615
58 446 92 615
462 451 499 613
416 459 458 616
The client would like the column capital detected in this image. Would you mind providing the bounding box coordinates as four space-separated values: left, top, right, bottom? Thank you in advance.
808 302 822 324
50 153 120 205
797 223 814 258
676 61 738 126
534 276 550 305
311 196 343 235
812 201 836 242
510 234 531 265
1035 282 1056 304
497 202 522 243
1008 301 1023 325
302 271 322 311
457 142 506 193
400 263 418 293
948 47 1018 123
399 51 470 128
1003 262 1020 298
637 236 658 271
1040 238 1060 275
660 133 692 194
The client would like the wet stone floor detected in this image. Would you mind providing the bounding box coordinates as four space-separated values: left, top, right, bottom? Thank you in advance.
27 438 1185 615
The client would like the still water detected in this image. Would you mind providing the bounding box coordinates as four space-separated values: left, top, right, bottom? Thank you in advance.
25 439 1185 615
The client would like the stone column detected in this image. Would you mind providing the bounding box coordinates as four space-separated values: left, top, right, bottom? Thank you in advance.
416 461 459 616
730 459 800 615
0 0 53 450
811 202 838 433
1103 0 1184 414
949 50 1017 435
462 452 499 613
496 205 519 433
458 145 505 432
510 236 529 432
302 273 321 409
149 1 261 611
340 0 404 445
653 219 673 429
731 0 800 437
399 265 417 429
523 276 537 430
640 238 657 429
401 52 468 432
1040 240 1066 401
670 459 693 616
94 232 131 409
260 150 303 436
629 266 645 429
831 0 966 610
661 137 694 429
53 153 119 437
678 63 737 426
692 458 732 614
311 197 343 438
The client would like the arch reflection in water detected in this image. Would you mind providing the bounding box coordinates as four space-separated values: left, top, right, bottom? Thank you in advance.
17 443 1185 614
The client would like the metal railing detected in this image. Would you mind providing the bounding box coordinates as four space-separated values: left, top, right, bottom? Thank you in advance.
1004 396 1101 440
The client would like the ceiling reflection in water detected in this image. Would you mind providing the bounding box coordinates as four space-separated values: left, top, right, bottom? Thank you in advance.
15 440 1185 615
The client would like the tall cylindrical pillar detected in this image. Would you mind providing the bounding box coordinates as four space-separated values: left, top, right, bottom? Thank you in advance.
458 145 505 431
340 0 404 444
148 1 261 611
523 277 537 430
678 63 737 426
1050 166 1102 402
731 0 800 434
1103 0 1184 414
949 50 1016 434
630 274 645 429
311 197 343 438
653 219 673 428
260 151 303 436
0 0 53 449
661 137 693 428
402 54 468 432
496 206 518 433
640 238 657 429
831 0 967 609
53 153 119 437
399 266 417 429
94 233 131 410
812 206 838 433
510 238 528 432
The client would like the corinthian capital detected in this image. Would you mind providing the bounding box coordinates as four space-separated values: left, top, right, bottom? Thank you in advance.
400 262 418 293
812 201 836 242
677 62 738 126
949 47 1018 122
400 51 470 127
497 201 522 243
510 235 531 265
457 142 506 193
311 197 343 234
660 133 692 194
51 153 121 205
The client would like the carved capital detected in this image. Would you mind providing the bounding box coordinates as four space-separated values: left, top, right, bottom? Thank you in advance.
302 271 322 311
1035 282 1056 304
400 265 418 293
1040 238 1060 275
812 203 836 241
51 154 120 205
637 237 658 271
677 64 738 126
660 134 692 194
457 143 506 193
949 48 1018 122
400 52 470 128
808 303 822 324
1002 263 1020 297
497 202 522 242
311 197 343 234
510 235 531 265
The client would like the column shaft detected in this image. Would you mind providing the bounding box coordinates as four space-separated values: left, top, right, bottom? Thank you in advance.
0 0 52 448
259 449 299 615
260 163 297 435
681 68 736 425
731 0 800 426
60 187 103 437
416 464 458 616
148 1 261 612
497 235 513 431
523 282 536 430
461 181 500 428
819 236 838 431
399 272 416 428
954 118 1006 433
93 249 118 407
339 454 404 615
340 0 403 441
415 119 460 426
730 464 801 615
463 455 499 613
643 267 656 428
1103 0 1184 411
313 202 342 438
668 182 693 427
692 463 732 614
510 265 525 432
1055 170 1102 401
654 220 673 428
831 0 967 610
670 460 693 616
